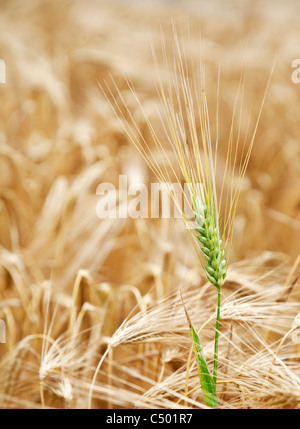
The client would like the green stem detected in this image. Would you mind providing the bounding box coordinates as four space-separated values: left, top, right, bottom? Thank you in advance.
213 287 221 386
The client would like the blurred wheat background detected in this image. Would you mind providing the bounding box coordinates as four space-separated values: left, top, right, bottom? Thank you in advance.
0 0 300 409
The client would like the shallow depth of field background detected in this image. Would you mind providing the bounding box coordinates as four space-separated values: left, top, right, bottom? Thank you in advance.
0 0 300 409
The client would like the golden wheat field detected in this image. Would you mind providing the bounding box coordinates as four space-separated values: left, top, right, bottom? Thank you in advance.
0 0 300 410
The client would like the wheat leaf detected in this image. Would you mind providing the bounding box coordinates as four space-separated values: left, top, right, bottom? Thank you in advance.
189 322 217 408
181 292 217 408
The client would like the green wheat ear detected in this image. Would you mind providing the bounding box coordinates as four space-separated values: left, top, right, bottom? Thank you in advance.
195 197 227 291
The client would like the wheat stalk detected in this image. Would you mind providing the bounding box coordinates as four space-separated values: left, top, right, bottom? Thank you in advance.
97 22 272 408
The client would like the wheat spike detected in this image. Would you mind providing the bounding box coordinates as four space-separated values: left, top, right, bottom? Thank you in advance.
194 196 227 290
